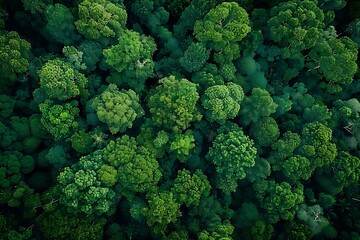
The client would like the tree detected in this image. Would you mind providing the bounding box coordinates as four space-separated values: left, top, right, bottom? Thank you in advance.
206 123 257 193
162 231 189 240
136 119 168 159
131 0 182 58
9 116 31 140
0 121 17 150
249 117 280 147
70 130 94 154
194 2 251 50
103 29 155 75
198 220 234 240
298 122 337 169
282 155 313 181
103 135 162 193
1 0 359 238
332 151 360 187
297 204 329 236
46 145 69 169
239 88 278 126
303 104 332 124
0 95 15 120
103 29 156 92
201 83 244 124
148 76 201 132
282 83 314 114
192 194 232 232
0 31 31 83
241 220 274 240
22 0 49 14
318 193 336 209
173 0 217 41
37 209 106 240
44 4 80 45
92 84 144 134
62 46 87 71
0 151 24 188
97 165 118 187
180 42 210 73
38 59 88 100
268 0 325 56
346 19 360 47
171 169 210 207
39 100 79 140
245 157 271 183
6 227 33 240
191 64 225 90
78 40 103 72
1 181 35 209
255 180 304 223
57 150 117 215
281 221 311 240
142 191 181 234
29 114 48 139
168 130 196 163
235 54 268 89
75 0 127 45
306 35 358 93
218 61 237 81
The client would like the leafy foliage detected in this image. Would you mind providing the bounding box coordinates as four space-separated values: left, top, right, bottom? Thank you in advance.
268 0 325 55
104 29 156 91
39 100 79 140
256 180 304 223
148 76 201 132
307 35 358 93
38 59 88 100
171 169 211 207
239 88 278 126
180 42 210 72
142 191 181 234
206 124 257 193
92 84 144 134
75 0 127 44
57 151 117 215
201 83 244 124
103 135 162 193
194 2 251 50
44 4 80 45
0 31 31 83
37 209 106 240
1 0 360 239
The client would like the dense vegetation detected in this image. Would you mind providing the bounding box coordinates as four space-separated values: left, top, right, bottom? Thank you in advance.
0 0 360 239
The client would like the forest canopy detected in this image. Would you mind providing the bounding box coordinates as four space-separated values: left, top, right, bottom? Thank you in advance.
0 0 360 239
